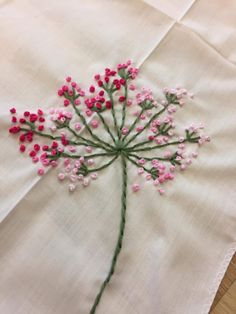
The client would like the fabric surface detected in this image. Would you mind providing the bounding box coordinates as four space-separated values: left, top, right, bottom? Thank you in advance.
0 0 236 313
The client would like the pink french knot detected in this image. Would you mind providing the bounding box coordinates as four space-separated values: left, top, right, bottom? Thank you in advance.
8 60 210 313
132 183 141 192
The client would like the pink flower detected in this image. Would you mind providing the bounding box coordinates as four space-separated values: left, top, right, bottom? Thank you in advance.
85 146 92 153
132 183 140 192
158 188 165 195
138 158 146 165
138 168 144 175
37 168 45 176
19 144 26 152
119 96 126 102
121 127 129 135
58 173 65 181
10 107 16 114
9 126 20 134
68 184 76 192
74 122 81 131
83 178 90 187
91 173 98 180
87 159 94 166
89 85 95 93
91 120 99 128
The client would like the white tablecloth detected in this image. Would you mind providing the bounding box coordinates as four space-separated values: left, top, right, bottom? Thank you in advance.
0 1 236 313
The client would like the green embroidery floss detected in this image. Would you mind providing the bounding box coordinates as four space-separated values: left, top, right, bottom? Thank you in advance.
90 155 127 314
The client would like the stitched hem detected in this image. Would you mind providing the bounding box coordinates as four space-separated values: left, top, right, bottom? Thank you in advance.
201 242 236 314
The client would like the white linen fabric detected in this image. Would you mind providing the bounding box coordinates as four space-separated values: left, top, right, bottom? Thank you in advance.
0 0 235 313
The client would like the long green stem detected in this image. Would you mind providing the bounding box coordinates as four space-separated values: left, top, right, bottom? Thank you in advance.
125 154 151 175
96 112 116 144
60 152 116 159
107 90 120 139
87 155 119 173
20 127 85 146
129 140 183 152
67 125 108 150
90 155 127 314
20 127 60 140
129 125 173 151
128 137 156 151
120 82 128 136
123 106 168 147
128 137 200 153
70 99 114 150
128 152 171 162
121 107 146 142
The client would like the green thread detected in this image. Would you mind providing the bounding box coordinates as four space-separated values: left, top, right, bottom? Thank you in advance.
129 125 173 151
60 152 116 160
121 106 146 142
96 112 116 144
127 137 200 153
71 100 114 150
123 106 168 147
125 154 152 175
119 82 128 136
20 127 108 149
127 152 172 162
87 155 119 173
107 90 120 139
67 125 107 150
90 155 127 314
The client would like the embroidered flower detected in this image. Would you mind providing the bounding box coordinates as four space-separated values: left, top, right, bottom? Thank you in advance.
9 60 210 314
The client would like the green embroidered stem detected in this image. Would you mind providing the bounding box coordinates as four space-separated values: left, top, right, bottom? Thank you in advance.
20 127 60 140
59 152 116 160
125 154 152 175
121 107 146 142
20 127 85 146
87 155 119 173
89 155 127 314
119 82 128 136
128 137 200 153
96 112 116 144
67 125 110 151
107 89 120 139
129 126 173 151
129 140 184 153
128 138 156 151
128 152 171 162
123 106 168 147
71 100 114 150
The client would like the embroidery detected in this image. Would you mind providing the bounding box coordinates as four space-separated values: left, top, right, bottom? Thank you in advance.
9 61 210 313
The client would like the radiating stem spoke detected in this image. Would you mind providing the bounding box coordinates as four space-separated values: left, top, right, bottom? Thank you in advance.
97 112 116 144
107 89 120 139
121 107 145 142
123 106 168 147
127 137 200 153
128 152 171 162
88 155 119 173
120 82 128 135
69 97 115 150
